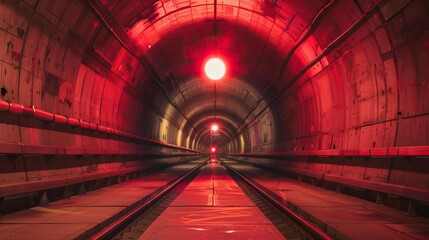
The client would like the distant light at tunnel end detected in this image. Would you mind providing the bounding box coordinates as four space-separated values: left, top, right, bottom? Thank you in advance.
211 124 219 132
204 58 226 80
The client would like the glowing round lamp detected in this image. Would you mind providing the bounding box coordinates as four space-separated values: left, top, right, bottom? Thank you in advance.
211 124 219 132
204 58 225 80
211 147 216 153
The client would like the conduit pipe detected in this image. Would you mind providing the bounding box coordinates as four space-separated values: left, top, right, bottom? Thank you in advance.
0 99 198 152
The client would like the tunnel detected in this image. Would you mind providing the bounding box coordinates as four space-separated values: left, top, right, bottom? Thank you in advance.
0 0 429 239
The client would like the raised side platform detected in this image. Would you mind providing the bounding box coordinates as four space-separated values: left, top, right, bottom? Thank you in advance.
225 152 429 209
0 160 204 240
223 159 429 240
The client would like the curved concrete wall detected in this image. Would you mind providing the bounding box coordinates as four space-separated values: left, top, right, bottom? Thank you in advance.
0 0 184 151
269 0 429 152
3 1 427 154
0 0 428 213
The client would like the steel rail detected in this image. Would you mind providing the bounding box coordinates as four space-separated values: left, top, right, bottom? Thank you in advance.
220 159 333 240
86 159 208 240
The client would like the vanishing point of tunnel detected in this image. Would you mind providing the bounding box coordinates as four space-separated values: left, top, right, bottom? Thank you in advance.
0 0 429 239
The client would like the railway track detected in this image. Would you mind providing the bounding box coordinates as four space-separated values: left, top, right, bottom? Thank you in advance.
80 158 332 240
76 160 206 240
220 159 333 240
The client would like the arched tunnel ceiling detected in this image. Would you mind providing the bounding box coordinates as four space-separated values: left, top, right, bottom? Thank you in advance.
2 0 427 153
1 1 429 233
87 0 427 150
103 0 316 51
91 0 331 148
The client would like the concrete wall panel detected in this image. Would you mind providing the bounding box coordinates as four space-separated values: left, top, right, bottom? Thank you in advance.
390 157 429 190
364 157 391 183
396 115 429 147
0 155 27 184
100 80 120 128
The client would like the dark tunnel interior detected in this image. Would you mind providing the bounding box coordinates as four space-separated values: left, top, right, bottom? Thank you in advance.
0 0 429 236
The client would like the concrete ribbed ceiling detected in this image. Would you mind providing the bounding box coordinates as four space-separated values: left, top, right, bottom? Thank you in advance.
90 0 328 147
84 0 400 150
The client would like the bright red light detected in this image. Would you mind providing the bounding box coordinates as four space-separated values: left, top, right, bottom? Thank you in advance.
211 124 219 132
204 58 225 80
211 147 216 153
